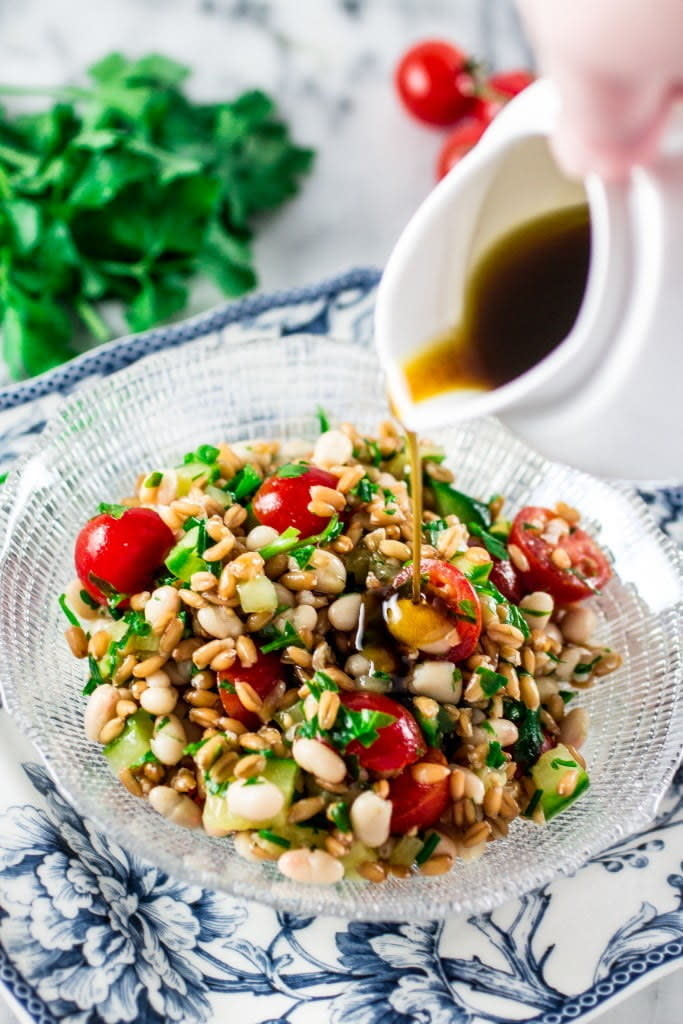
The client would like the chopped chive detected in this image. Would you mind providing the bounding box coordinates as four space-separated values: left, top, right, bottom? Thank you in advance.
58 593 80 627
328 801 351 833
486 741 506 769
524 789 544 817
257 829 290 848
415 831 440 865
184 737 211 755
550 757 577 770
316 406 331 433
0 471 7 485
79 588 99 609
157 716 170 731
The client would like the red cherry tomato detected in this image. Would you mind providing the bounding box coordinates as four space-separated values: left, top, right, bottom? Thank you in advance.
435 116 488 179
489 559 524 605
389 750 451 833
253 466 340 539
75 507 174 604
340 692 425 775
487 69 535 99
392 559 482 662
509 506 612 604
395 40 475 126
218 651 284 729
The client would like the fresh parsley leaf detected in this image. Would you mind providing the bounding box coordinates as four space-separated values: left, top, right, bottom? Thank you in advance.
468 522 509 561
259 619 304 654
486 741 506 769
225 464 261 501
129 749 160 769
183 737 211 756
503 700 544 771
97 502 127 518
351 475 379 503
559 690 576 704
143 471 163 488
456 598 478 623
307 671 339 698
82 655 105 696
291 545 314 569
330 708 395 750
315 407 331 434
275 462 310 478
79 588 100 609
328 801 351 833
423 518 449 546
259 526 301 560
476 666 507 697
364 439 383 467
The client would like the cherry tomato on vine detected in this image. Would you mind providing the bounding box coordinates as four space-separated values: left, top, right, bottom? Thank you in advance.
75 507 174 605
487 69 535 99
509 506 611 604
389 750 451 833
253 465 340 538
218 651 284 729
395 40 475 126
340 692 425 775
391 559 482 662
435 115 489 179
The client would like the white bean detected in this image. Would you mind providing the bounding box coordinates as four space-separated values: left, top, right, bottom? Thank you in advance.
350 790 392 848
197 604 244 639
148 786 202 829
520 592 554 631
461 767 485 804
140 686 178 716
145 586 181 633
64 578 99 620
560 707 589 748
84 684 119 742
312 430 353 469
345 653 371 678
278 847 345 885
310 549 347 595
246 525 280 551
274 583 295 608
227 777 284 822
328 593 362 632
433 831 459 859
146 669 172 689
486 718 518 747
150 714 186 766
409 661 462 703
561 605 597 646
545 622 564 647
292 738 346 784
293 604 318 632
554 645 587 681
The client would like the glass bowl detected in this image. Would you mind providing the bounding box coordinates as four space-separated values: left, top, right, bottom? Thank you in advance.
0 333 681 922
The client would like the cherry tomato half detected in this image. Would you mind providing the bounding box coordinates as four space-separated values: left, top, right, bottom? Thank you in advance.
436 115 488 179
389 749 451 833
395 40 474 126
392 559 482 662
509 506 611 604
253 466 340 539
341 692 425 775
487 69 535 99
218 651 284 729
75 507 175 605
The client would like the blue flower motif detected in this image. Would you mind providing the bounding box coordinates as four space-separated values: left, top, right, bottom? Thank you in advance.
0 764 246 1024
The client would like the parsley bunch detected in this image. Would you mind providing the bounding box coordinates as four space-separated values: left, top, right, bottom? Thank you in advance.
0 53 314 377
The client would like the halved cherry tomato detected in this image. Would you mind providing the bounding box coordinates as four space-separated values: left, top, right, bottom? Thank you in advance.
487 69 535 99
395 40 475 126
489 559 524 605
391 559 482 662
218 651 284 729
435 115 488 179
75 507 174 605
253 465 340 538
509 506 611 604
340 692 425 775
389 749 451 833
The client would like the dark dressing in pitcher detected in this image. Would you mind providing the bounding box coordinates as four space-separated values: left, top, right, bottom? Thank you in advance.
403 204 591 402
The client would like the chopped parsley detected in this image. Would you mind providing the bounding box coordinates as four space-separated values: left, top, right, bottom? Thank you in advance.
559 690 577 704
351 475 379 503
456 598 478 624
275 462 310 478
574 655 601 674
364 438 383 467
476 666 507 697
259 514 343 561
468 522 509 562
183 737 211 756
225 464 261 501
423 518 449 546
291 545 315 569
79 588 100 610
243 776 265 786
486 741 506 769
259 619 305 653
129 750 160 770
183 444 220 465
299 706 396 752
503 700 544 771
97 502 127 519
307 671 339 698
471 576 530 640
82 655 105 696
143 471 163 488
316 407 331 433
328 801 351 833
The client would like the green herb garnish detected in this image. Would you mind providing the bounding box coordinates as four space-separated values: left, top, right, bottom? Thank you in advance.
476 666 507 697
129 749 160 769
183 737 211 756
143 471 163 488
503 700 544 771
82 655 105 696
551 757 578 770
468 522 509 561
58 593 80 627
290 545 315 569
328 801 351 833
315 407 331 433
523 788 544 818
257 829 290 848
486 741 506 769
275 463 310 478
351 476 379 503
0 54 314 378
225 464 261 501
415 832 440 865
259 619 304 654
559 690 577 704
97 503 127 519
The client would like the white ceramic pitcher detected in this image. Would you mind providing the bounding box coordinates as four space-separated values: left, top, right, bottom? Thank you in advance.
375 80 683 480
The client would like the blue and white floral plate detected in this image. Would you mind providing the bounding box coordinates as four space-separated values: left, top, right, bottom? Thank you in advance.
0 269 681 1024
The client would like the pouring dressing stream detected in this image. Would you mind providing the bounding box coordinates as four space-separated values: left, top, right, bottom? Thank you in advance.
376 80 683 481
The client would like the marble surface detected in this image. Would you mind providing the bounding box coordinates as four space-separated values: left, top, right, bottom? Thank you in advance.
0 2 679 1022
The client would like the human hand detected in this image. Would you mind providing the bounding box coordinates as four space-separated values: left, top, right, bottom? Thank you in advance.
517 0 683 179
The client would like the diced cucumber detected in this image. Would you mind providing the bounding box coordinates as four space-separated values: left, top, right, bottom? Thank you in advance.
165 526 207 582
103 710 154 774
176 461 211 496
206 484 232 509
389 835 423 867
203 758 300 836
341 841 377 880
237 575 278 614
531 743 590 820
429 480 490 529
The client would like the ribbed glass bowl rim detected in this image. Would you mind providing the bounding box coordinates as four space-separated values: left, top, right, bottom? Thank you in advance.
0 331 682 922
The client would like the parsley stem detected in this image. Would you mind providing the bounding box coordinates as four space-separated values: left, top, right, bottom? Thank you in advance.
75 300 110 343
